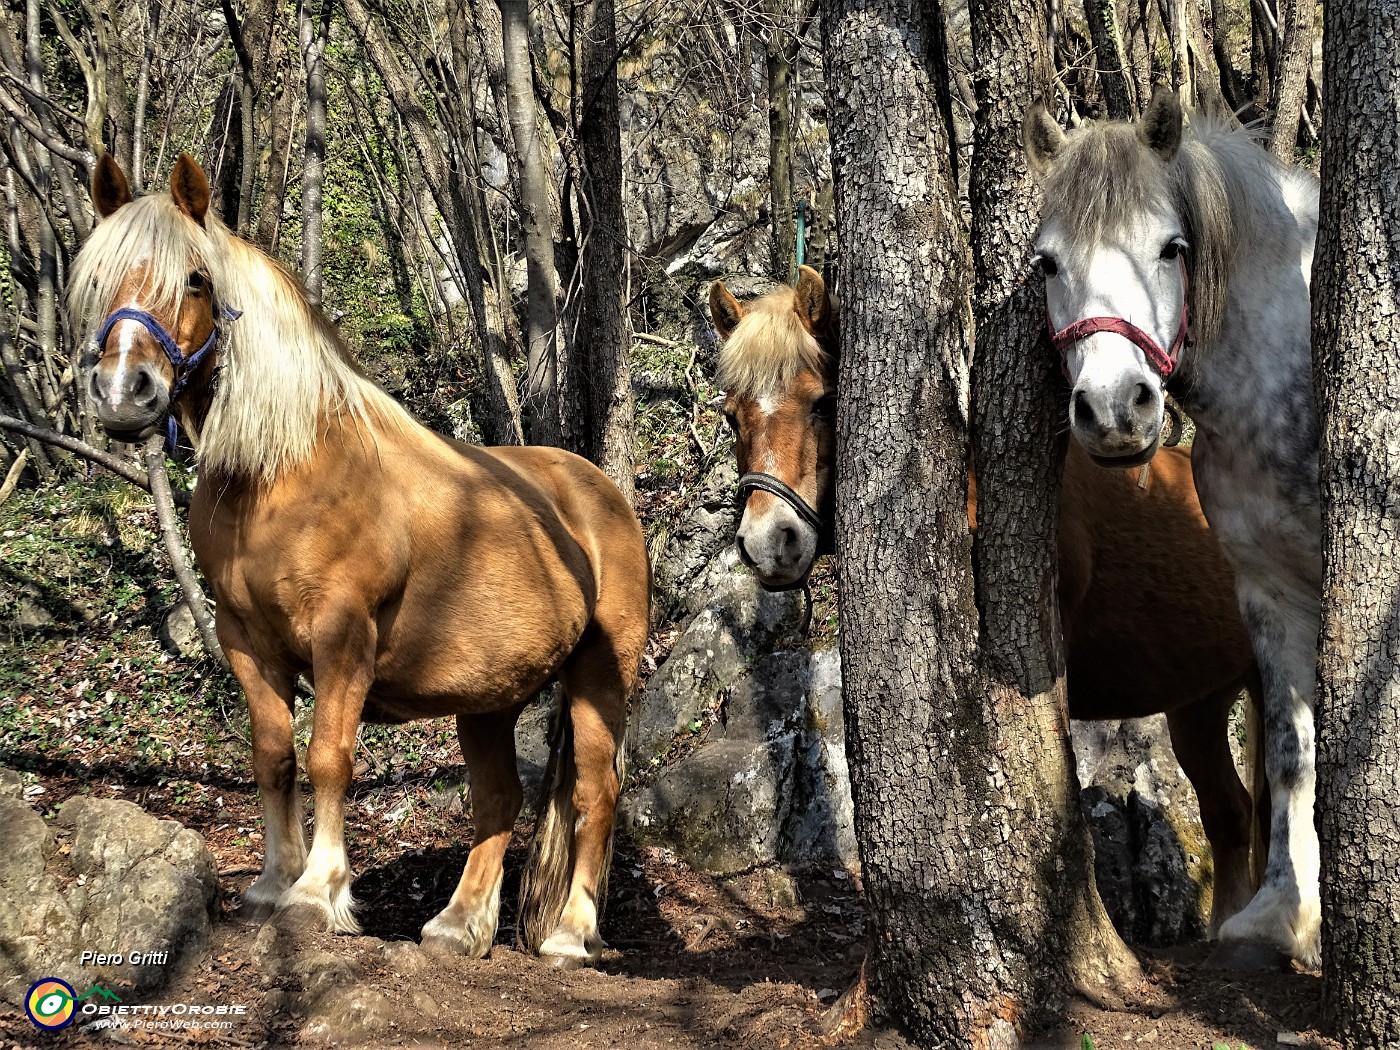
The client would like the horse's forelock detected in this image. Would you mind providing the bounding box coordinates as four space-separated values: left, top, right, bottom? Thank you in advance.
716 289 830 401
68 195 217 336
1039 117 1257 351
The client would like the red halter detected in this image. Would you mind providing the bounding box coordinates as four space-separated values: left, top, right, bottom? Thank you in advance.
1046 256 1190 381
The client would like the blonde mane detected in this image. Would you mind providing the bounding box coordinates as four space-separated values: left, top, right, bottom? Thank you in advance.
68 194 409 482
715 286 830 399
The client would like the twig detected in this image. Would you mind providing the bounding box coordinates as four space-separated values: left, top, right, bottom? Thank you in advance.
0 447 29 506
0 413 189 506
144 434 227 668
633 331 685 350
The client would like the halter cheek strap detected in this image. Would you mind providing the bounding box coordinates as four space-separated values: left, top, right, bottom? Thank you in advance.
94 302 243 449
1046 255 1190 382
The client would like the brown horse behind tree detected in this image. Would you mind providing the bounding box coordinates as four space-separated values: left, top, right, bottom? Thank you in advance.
710 266 1264 934
70 154 651 968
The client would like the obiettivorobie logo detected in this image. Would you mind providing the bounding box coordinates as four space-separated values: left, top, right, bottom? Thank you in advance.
24 978 121 1031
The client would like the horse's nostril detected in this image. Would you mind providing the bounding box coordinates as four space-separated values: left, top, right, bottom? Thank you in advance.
780 526 798 549
132 369 152 396
736 535 752 564
1074 390 1096 430
1133 383 1152 407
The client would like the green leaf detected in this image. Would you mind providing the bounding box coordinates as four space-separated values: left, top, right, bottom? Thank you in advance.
1081 1035 1096 1050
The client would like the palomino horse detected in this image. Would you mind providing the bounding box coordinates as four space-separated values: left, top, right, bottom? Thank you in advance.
70 155 650 967
1024 88 1321 969
709 266 1263 936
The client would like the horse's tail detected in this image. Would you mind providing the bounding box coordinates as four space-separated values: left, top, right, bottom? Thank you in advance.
1244 664 1271 889
517 687 629 952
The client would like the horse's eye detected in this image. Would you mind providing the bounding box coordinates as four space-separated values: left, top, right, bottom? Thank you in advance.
723 408 739 434
1032 252 1059 278
1160 239 1187 261
188 271 206 290
812 394 836 420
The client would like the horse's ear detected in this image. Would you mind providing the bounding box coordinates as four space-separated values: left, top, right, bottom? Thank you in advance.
169 153 211 227
794 265 831 334
709 280 745 340
1022 102 1066 175
1139 85 1183 161
92 154 133 218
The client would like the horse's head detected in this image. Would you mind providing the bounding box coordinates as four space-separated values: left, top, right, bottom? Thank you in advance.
73 154 225 442
1024 87 1194 468
710 265 836 590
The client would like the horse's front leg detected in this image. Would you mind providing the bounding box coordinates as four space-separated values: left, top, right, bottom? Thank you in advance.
1215 581 1321 969
279 611 375 935
221 615 306 922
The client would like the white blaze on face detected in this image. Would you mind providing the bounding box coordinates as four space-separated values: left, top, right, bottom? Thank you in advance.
1039 214 1186 460
104 315 147 408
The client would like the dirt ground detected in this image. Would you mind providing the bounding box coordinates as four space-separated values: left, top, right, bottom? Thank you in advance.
0 767 1343 1050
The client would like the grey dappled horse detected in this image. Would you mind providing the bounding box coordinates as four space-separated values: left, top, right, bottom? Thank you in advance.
1024 88 1322 970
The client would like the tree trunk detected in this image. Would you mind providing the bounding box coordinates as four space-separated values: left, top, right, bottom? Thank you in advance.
298 0 328 304
500 0 563 445
130 0 159 192
967 0 1143 1017
1209 0 1247 111
573 0 633 502
766 0 795 279
1267 0 1314 159
1312 2 1400 1044
1085 0 1134 118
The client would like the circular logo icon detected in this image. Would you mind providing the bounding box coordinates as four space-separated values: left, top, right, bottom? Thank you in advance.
26 978 77 1030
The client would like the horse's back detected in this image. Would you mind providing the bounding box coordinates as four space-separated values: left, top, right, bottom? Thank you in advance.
1060 443 1254 720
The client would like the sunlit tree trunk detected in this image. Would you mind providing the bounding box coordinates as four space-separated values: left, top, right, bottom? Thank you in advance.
298 0 328 304
1312 1 1400 1044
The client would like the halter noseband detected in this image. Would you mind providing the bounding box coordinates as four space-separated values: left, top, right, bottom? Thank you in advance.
94 302 242 448
1046 255 1190 382
735 472 823 533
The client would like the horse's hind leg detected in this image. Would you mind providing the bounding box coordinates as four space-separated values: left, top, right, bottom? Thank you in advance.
421 705 526 958
528 625 637 967
1166 685 1254 935
222 617 306 922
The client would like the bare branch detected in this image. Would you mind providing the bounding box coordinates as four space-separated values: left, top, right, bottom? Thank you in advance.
144 434 226 667
0 414 191 506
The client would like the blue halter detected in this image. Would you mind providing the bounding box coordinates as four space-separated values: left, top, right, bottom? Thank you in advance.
94 302 242 449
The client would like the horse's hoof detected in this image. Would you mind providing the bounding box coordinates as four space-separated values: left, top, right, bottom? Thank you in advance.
231 898 277 926
272 902 331 934
541 951 589 971
1204 939 1292 972
421 933 489 960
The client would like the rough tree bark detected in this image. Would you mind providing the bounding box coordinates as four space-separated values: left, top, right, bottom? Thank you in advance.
573 0 634 502
967 0 1143 1019
500 0 563 445
825 0 1135 1041
1267 0 1314 160
1312 1 1400 1044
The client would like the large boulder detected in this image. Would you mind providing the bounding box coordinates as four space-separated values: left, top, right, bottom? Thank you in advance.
0 787 219 1005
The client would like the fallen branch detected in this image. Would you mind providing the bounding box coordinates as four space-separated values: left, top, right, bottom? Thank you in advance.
144 434 226 668
0 447 29 506
0 414 190 507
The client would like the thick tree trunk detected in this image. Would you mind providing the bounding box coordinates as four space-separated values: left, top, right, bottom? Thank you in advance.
298 0 328 304
967 0 1142 1016
825 0 1134 1040
1312 2 1400 1044
500 0 563 445
573 0 633 502
1267 0 1314 159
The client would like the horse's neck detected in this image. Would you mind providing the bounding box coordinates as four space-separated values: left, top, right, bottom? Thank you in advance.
1182 169 1318 480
